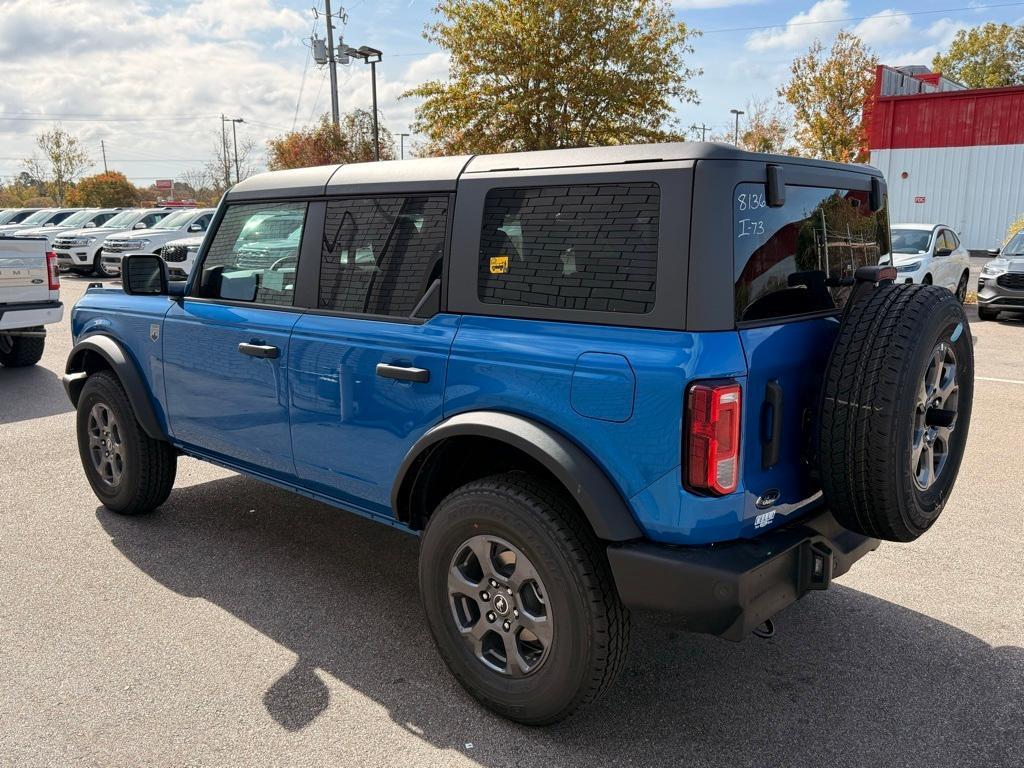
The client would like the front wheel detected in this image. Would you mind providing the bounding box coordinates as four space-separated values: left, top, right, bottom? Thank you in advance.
419 473 629 724
92 248 114 278
0 329 45 367
955 271 969 303
76 371 177 514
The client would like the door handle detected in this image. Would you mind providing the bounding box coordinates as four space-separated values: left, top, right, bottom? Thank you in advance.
238 342 279 359
376 363 430 383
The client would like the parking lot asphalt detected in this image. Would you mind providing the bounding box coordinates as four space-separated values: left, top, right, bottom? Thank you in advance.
2 276 1022 768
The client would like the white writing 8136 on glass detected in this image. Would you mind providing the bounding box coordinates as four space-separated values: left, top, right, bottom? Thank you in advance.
736 192 767 211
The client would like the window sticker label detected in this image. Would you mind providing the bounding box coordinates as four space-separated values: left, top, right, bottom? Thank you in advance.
489 255 509 274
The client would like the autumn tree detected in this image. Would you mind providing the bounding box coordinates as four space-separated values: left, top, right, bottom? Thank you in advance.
779 31 877 162
933 23 1024 88
712 99 792 153
68 171 141 207
267 111 396 170
404 0 700 154
22 125 92 205
205 129 260 191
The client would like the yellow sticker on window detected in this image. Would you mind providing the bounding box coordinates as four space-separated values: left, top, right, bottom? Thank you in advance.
489 255 510 274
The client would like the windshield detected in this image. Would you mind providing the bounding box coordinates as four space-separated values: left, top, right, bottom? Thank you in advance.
890 229 932 254
1004 232 1024 256
154 209 198 230
103 209 142 228
16 209 56 226
57 209 97 228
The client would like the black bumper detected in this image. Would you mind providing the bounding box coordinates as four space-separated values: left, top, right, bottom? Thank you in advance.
606 509 878 641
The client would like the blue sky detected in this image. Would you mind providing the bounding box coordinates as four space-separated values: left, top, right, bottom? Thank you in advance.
1 0 1023 186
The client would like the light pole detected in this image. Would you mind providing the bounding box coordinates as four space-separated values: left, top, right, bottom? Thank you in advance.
345 45 383 161
730 108 745 147
395 132 410 160
222 116 244 184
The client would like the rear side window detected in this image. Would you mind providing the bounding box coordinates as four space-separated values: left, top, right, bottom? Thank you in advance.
197 201 306 306
319 195 448 318
734 183 890 322
478 183 659 314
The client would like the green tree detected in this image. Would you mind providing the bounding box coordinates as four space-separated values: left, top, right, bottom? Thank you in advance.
404 0 700 154
713 98 792 153
68 171 141 207
22 125 92 205
933 23 1024 88
779 31 877 162
267 111 396 171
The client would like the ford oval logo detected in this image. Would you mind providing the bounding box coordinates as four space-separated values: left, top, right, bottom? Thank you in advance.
31 278 44 284
755 489 780 509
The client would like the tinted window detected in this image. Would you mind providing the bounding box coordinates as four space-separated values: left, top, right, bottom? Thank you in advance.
319 195 448 317
197 201 306 307
478 183 659 314
734 183 890 322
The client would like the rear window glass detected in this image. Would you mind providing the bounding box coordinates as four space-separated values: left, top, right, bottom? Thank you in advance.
478 183 659 314
734 183 890 322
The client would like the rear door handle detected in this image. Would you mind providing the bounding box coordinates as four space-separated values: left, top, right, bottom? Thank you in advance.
238 342 279 359
376 363 430 383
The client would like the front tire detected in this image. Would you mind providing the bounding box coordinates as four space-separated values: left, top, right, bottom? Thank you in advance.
0 329 45 367
76 371 177 514
92 248 114 278
978 306 999 321
419 472 629 725
955 271 969 303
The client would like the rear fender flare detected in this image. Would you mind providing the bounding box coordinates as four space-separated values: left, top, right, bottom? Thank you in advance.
392 411 643 541
64 335 167 441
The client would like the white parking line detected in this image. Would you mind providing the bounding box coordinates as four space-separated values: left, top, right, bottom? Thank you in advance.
976 376 1024 386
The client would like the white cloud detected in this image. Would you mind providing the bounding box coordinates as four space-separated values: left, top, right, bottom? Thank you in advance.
853 9 913 46
673 0 762 8
746 0 849 52
881 17 970 70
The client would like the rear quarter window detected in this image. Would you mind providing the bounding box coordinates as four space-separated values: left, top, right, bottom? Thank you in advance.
734 183 890 323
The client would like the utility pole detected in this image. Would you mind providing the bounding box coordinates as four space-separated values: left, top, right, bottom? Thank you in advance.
689 123 709 142
323 0 341 127
231 119 242 183
219 113 230 187
396 132 410 160
100 140 108 173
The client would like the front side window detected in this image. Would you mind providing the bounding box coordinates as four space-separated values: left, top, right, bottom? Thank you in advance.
196 201 306 307
477 183 660 314
319 195 448 318
734 183 890 322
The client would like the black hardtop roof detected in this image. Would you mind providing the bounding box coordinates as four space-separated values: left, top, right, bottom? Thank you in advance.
227 141 882 200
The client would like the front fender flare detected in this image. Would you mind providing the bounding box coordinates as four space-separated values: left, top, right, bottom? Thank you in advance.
64 335 167 441
393 411 643 542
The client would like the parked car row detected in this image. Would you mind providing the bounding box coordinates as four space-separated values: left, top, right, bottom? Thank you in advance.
977 230 1024 320
0 206 214 278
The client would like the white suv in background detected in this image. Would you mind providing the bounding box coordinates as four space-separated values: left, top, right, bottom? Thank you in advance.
0 208 82 236
885 223 972 303
12 208 122 250
158 235 205 280
53 208 174 276
101 208 215 276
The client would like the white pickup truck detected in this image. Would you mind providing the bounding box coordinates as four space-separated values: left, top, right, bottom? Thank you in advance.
0 238 61 368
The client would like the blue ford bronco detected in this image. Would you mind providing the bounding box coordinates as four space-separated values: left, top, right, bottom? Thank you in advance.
64 143 973 724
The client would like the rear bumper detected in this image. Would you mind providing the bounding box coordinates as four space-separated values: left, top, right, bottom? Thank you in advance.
0 300 63 330
607 509 878 641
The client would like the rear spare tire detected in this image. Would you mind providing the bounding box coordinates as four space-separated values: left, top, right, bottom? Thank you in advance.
818 284 973 542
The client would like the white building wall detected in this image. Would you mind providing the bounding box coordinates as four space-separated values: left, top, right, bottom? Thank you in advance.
870 144 1024 250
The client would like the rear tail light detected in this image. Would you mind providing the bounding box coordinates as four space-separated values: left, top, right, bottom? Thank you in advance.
685 380 742 495
46 250 60 290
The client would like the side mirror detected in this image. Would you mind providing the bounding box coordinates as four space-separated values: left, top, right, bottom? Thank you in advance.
85 222 96 228
188 222 203 232
935 248 952 258
988 247 1001 256
122 254 168 296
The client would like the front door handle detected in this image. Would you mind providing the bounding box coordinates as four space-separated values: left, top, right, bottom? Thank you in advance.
376 363 430 383
238 342 279 359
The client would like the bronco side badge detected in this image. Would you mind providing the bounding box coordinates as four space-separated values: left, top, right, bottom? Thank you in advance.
150 324 160 342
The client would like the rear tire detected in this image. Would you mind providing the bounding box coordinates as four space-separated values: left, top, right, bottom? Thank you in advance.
0 329 45 367
76 371 177 515
419 472 629 725
819 284 973 542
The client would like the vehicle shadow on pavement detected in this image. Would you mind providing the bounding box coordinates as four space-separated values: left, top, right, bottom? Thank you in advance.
97 476 1023 768
0 365 72 425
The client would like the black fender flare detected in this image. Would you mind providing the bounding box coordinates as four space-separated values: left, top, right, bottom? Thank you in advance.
392 411 643 542
64 335 168 441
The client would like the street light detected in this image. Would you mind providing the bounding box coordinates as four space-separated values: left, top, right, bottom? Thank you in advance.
221 115 244 184
730 108 745 147
345 44 383 161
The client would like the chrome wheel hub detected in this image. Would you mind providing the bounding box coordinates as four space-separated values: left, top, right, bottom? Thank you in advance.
912 342 959 491
448 535 552 677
